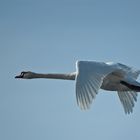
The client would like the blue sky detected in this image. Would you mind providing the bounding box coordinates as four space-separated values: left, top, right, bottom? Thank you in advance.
1 0 140 140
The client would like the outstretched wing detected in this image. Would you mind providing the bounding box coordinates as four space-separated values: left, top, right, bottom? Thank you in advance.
117 67 140 114
75 61 114 110
117 91 138 114
118 78 139 114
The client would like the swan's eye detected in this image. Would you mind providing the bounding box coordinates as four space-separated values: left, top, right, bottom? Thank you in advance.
20 72 27 77
20 72 23 77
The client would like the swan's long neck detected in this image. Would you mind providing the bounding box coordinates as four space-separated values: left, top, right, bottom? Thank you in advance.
31 72 76 80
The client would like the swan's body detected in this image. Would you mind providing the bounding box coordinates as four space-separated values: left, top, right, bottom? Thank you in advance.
15 61 140 114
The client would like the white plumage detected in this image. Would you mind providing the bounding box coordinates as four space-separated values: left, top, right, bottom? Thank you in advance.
15 60 140 114
75 61 140 114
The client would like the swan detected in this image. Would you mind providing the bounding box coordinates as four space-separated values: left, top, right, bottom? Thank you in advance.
15 60 140 114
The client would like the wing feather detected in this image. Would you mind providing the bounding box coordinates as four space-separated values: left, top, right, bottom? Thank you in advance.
81 86 90 109
84 84 93 104
128 91 138 101
86 81 95 100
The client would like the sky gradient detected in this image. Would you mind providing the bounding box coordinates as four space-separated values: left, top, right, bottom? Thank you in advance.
1 0 140 140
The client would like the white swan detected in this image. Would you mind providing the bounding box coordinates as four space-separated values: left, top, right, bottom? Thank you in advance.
15 60 140 114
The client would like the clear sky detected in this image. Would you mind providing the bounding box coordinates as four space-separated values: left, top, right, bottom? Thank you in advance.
1 0 140 140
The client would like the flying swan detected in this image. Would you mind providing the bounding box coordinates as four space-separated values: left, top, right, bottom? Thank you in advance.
15 61 140 114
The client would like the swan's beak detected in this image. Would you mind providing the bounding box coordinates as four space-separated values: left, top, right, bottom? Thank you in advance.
15 74 23 79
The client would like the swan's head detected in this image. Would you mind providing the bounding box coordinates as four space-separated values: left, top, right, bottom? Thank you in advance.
15 71 35 79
